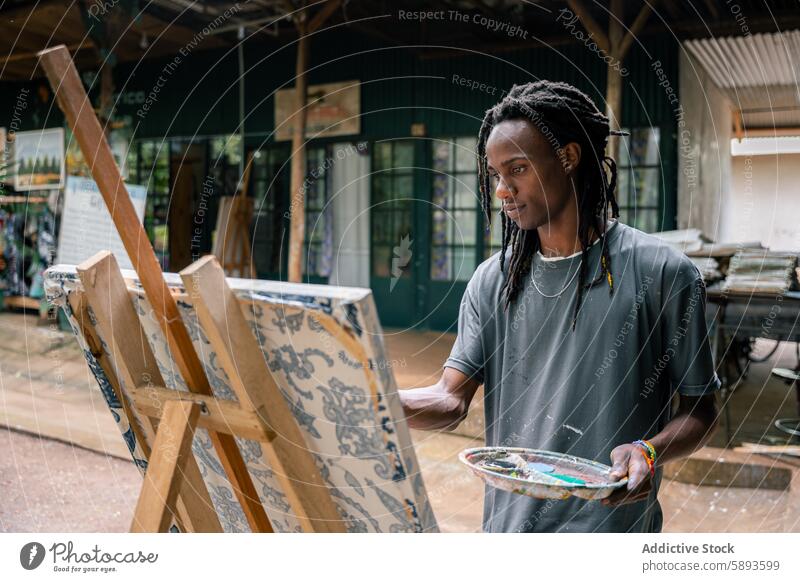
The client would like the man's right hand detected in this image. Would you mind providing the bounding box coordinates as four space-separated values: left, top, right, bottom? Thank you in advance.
398 367 481 431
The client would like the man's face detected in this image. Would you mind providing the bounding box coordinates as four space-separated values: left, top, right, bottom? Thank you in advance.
485 118 574 231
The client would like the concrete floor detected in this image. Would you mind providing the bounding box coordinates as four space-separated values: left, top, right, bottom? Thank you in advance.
1 312 799 532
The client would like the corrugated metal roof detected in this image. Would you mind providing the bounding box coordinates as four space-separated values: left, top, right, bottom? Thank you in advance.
684 30 800 128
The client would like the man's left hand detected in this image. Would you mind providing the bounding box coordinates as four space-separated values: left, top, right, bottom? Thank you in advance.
602 443 653 507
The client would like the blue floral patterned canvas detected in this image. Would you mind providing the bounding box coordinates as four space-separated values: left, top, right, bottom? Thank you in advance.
45 265 438 533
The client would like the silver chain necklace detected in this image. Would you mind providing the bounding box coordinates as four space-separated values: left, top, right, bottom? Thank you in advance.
529 259 581 298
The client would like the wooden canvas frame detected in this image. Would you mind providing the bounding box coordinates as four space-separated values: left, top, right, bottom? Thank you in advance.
46 255 437 533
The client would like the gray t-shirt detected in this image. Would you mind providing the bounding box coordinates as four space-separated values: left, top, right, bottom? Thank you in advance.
445 221 721 533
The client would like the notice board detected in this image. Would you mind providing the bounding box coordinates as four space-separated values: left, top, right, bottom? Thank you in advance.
57 176 147 270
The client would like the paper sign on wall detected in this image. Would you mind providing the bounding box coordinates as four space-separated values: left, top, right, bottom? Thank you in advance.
275 80 360 141
57 176 147 270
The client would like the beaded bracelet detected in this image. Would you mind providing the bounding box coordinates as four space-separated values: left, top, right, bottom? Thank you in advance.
635 439 657 462
633 439 657 476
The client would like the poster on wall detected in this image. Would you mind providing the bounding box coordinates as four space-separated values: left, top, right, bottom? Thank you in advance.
56 176 147 271
275 80 360 141
13 128 65 190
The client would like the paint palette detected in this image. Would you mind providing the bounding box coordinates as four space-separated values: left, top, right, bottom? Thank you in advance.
459 447 628 501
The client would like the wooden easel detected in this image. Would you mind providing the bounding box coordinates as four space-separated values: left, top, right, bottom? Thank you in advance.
212 156 254 278
39 45 345 532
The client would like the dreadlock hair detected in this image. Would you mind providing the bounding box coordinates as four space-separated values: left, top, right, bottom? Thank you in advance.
476 80 622 330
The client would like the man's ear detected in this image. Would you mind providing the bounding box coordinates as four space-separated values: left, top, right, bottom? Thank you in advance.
560 142 581 175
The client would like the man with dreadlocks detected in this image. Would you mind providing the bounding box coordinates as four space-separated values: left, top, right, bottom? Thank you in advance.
399 80 720 533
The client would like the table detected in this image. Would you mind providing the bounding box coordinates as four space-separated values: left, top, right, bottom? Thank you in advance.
705 287 800 444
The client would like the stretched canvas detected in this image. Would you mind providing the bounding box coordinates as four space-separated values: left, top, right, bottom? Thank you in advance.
13 128 65 190
45 265 437 533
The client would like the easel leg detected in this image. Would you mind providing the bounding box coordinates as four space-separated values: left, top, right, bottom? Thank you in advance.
131 401 202 533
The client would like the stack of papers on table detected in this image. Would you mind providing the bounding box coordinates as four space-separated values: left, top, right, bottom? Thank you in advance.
723 250 799 294
690 257 722 283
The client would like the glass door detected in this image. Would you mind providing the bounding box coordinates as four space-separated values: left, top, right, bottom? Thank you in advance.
250 145 290 280
370 140 417 328
425 137 484 330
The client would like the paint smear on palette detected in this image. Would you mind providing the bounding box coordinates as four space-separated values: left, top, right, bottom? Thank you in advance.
477 450 611 485
460 447 627 501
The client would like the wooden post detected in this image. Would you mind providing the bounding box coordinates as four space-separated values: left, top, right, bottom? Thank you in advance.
288 21 309 283
285 0 342 282
180 255 346 532
37 45 272 533
130 400 202 533
566 0 656 160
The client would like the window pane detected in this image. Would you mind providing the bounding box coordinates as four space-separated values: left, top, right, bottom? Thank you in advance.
629 127 660 166
433 141 451 172
372 211 391 243
307 147 325 172
429 136 481 280
375 142 392 170
449 210 476 245
430 246 450 281
373 246 391 278
616 166 630 207
452 247 476 281
618 127 660 168
394 175 413 200
454 178 476 208
432 174 449 209
307 211 324 242
431 209 447 244
396 211 413 239
629 209 659 233
373 175 391 203
483 188 503 258
394 142 414 169
632 168 659 207
455 138 474 172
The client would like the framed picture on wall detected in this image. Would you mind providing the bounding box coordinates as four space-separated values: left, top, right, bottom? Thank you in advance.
13 127 65 191
274 80 360 141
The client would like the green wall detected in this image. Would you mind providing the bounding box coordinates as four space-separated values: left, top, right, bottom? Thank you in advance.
1 28 680 330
